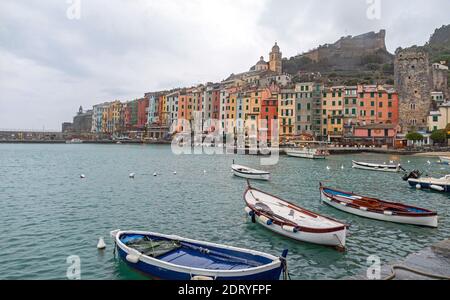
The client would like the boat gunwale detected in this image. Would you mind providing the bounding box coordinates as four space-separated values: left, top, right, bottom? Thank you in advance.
243 186 347 234
114 230 282 276
320 186 437 217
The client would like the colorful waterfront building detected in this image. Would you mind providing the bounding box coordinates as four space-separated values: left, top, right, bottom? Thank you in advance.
356 85 399 126
260 96 279 142
146 92 161 125
91 102 109 133
428 102 450 132
279 88 296 143
294 83 314 137
166 90 179 128
322 86 345 141
136 97 149 130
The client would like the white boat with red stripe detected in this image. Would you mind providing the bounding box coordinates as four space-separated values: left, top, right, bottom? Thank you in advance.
243 181 347 250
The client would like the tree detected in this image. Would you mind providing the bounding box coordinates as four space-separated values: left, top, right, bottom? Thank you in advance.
430 129 447 144
406 132 424 141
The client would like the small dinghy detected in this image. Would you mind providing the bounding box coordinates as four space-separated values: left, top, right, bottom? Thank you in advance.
110 230 288 280
320 185 438 228
408 175 450 193
243 182 347 250
352 160 404 173
232 160 270 181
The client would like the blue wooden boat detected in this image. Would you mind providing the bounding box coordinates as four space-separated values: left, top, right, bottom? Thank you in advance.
110 230 288 280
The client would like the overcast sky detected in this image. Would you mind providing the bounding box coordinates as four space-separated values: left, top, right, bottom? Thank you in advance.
1 0 449 130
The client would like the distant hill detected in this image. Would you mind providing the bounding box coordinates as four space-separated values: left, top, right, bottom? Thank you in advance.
283 30 394 85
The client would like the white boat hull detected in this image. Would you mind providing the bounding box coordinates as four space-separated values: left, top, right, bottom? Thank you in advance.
320 191 438 228
244 188 347 249
352 161 400 173
233 170 270 180
286 151 327 159
253 215 346 248
232 164 270 181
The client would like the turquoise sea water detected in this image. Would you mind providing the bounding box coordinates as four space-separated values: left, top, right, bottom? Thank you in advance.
0 144 449 280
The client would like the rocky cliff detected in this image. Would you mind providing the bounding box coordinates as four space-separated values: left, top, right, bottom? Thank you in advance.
283 30 394 76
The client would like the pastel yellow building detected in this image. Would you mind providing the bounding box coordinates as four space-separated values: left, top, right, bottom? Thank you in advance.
321 86 345 139
279 88 296 142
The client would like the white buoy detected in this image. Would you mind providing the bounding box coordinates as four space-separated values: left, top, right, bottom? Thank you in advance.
97 237 106 250
153 172 157 177
80 174 85 179
129 173 135 179
173 171 177 175
408 160 411 164
427 160 431 165
416 184 422 190
341 165 344 170
326 166 331 171
203 170 207 174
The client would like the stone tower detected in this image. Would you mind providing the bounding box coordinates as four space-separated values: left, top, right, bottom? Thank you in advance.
431 62 449 99
394 47 432 133
269 42 282 74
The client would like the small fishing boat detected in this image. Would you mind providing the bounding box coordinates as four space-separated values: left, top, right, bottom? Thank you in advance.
408 175 450 193
439 156 450 165
232 161 270 181
66 138 83 144
320 185 438 228
243 183 347 249
352 160 404 173
285 148 329 159
110 230 288 280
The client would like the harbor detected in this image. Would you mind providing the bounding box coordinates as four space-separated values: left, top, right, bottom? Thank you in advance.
0 143 448 280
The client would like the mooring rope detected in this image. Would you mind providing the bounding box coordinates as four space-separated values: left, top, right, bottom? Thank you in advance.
384 264 450 280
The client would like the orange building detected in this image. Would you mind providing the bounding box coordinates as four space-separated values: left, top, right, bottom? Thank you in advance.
356 85 399 126
260 97 279 142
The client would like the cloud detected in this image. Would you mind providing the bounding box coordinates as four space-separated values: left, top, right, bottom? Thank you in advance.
0 0 449 129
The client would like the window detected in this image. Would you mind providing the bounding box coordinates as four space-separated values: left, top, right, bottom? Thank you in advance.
360 102 364 107
370 93 375 98
371 101 375 107
378 112 382 118
307 103 311 110
352 108 356 115
297 103 301 110
379 102 383 108
371 110 375 116
388 102 392 108
433 116 439 122
388 112 392 119
345 99 349 105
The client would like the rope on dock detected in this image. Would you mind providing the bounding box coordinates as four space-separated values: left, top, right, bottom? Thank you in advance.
384 264 450 280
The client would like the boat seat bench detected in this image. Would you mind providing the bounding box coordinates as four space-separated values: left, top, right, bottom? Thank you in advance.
157 248 256 271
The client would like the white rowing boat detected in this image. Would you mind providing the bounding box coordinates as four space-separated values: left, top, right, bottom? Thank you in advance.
352 160 403 173
243 183 347 250
232 161 270 181
320 185 438 228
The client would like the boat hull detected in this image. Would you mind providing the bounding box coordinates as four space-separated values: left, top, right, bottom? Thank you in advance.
352 161 400 173
439 157 450 165
408 178 450 193
286 151 327 159
244 188 347 249
250 214 346 248
113 231 283 280
320 190 438 228
232 165 270 181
